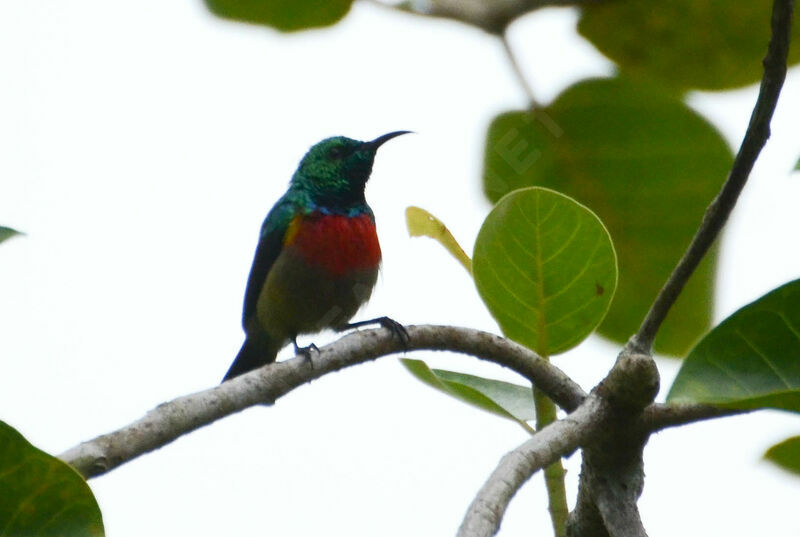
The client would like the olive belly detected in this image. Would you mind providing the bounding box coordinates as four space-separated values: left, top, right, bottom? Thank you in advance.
255 247 379 342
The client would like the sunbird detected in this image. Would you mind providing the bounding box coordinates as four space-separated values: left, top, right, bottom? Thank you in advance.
223 131 410 381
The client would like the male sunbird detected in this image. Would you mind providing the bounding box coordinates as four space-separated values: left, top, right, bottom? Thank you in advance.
223 131 410 381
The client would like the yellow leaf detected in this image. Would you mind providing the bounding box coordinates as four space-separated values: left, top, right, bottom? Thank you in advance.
405 206 472 275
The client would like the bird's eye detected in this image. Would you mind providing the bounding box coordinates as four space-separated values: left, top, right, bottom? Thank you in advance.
328 146 345 159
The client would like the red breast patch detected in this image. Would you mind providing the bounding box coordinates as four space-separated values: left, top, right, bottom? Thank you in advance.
284 212 381 276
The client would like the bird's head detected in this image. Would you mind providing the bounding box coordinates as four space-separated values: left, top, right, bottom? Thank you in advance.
291 131 410 205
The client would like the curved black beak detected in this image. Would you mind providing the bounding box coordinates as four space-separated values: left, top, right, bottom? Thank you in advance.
365 130 413 150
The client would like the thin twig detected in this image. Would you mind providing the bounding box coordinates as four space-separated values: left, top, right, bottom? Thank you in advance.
365 0 603 34
59 325 587 478
501 32 541 108
632 0 795 353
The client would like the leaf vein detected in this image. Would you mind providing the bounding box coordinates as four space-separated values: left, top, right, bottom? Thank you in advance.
706 355 755 395
545 231 605 304
542 217 583 265
734 330 793 389
481 255 539 318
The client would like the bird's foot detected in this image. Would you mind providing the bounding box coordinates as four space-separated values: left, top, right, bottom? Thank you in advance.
343 316 410 349
292 338 319 367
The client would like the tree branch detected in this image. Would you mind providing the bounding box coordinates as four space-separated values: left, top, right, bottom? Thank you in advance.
632 0 795 353
459 350 660 537
59 324 586 478
565 351 658 537
582 469 648 537
641 402 747 432
457 394 607 537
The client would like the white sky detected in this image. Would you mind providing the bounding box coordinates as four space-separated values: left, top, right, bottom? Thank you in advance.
1 2 799 536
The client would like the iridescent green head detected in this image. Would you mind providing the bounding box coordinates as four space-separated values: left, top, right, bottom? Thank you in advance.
291 131 410 205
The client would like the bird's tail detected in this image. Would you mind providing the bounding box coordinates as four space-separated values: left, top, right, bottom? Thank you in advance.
222 333 282 382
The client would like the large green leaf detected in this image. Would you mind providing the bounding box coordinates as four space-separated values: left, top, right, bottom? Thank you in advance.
578 0 800 91
399 359 536 425
483 77 733 356
0 421 104 536
0 226 22 245
473 187 617 356
204 0 353 31
667 280 800 412
765 435 800 476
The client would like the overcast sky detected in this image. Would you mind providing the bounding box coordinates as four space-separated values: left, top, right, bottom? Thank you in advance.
1 2 799 536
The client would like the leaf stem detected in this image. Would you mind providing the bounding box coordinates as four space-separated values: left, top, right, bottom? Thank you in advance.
501 32 541 109
533 385 568 537
518 420 538 435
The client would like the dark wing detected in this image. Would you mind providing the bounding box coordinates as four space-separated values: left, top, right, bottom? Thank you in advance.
241 197 297 329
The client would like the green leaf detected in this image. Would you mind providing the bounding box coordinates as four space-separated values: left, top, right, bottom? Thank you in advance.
794 157 800 172
0 421 104 537
483 77 733 356
473 187 617 356
764 435 800 476
204 0 353 31
667 279 800 412
399 358 536 424
578 0 800 91
405 206 472 274
0 226 22 245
